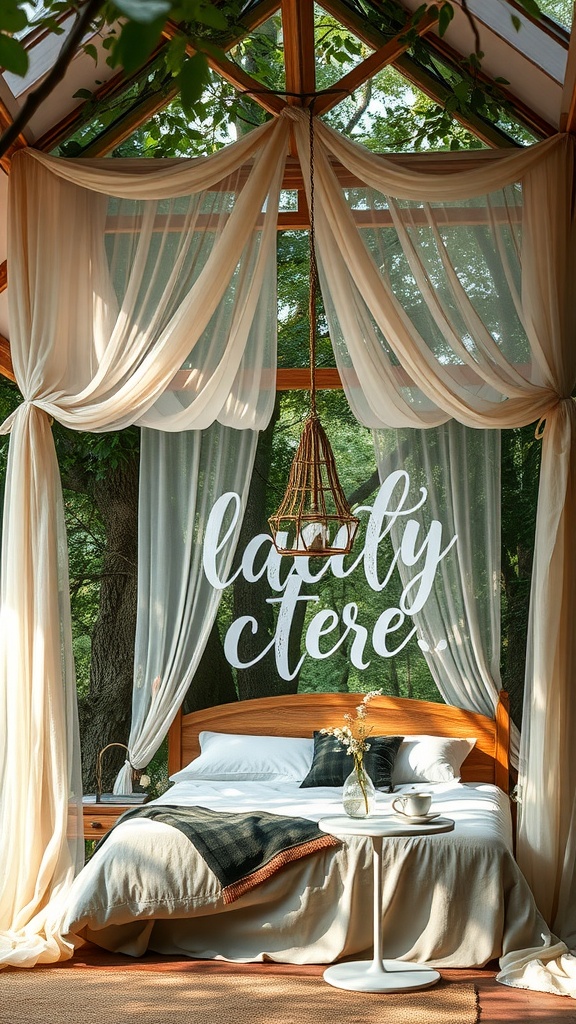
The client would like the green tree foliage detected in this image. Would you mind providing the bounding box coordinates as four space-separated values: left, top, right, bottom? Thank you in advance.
0 0 245 158
1 1 548 159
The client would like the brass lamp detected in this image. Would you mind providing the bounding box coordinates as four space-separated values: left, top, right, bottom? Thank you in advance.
96 742 150 803
268 108 359 557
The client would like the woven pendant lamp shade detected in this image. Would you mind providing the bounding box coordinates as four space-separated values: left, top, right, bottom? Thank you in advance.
268 412 359 555
268 109 359 558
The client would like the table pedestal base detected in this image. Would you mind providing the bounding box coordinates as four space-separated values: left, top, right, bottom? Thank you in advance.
323 959 440 993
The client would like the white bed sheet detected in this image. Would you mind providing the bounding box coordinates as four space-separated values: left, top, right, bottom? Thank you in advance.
59 780 555 970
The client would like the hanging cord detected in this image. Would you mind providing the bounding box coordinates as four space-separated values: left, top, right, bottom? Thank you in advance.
308 104 318 418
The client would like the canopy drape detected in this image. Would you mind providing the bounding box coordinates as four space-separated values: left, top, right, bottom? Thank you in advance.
0 107 575 986
290 108 576 944
0 113 290 967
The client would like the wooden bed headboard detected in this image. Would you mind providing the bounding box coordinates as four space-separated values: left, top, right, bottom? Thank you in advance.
168 690 511 793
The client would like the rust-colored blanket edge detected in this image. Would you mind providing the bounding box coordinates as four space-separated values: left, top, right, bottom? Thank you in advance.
222 834 341 905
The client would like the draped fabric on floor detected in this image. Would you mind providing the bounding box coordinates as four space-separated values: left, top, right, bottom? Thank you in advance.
0 107 575 985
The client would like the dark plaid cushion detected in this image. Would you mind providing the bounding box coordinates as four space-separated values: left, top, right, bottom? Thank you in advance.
299 732 403 792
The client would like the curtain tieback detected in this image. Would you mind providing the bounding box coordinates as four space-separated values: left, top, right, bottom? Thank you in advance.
0 401 54 436
535 396 576 440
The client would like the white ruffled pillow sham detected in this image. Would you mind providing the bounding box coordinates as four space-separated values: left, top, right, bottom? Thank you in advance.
392 735 476 785
169 731 314 784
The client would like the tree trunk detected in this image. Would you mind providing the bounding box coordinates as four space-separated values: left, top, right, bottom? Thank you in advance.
500 426 540 732
388 658 401 697
183 620 237 714
78 453 140 793
501 546 532 731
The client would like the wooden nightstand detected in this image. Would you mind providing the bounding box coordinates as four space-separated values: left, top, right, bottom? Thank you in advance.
82 800 132 841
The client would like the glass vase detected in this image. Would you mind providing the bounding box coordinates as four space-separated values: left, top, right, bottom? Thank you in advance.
342 765 376 818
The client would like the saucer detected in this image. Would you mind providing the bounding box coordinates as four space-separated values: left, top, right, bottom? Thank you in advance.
392 811 441 824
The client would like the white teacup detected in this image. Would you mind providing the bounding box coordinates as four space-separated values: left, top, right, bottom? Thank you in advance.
392 792 432 818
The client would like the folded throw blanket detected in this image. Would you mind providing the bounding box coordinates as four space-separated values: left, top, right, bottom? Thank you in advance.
96 804 341 904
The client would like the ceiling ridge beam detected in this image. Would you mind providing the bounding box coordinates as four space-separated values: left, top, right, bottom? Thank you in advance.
282 0 316 103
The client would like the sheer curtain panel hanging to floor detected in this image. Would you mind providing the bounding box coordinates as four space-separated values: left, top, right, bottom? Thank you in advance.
0 112 290 967
289 111 576 953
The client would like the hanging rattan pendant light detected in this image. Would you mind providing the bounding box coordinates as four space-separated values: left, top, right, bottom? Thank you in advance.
268 109 359 558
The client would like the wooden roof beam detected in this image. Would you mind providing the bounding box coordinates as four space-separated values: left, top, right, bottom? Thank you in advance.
314 6 439 117
161 21 287 116
320 0 547 146
560 17 576 132
0 334 15 382
13 2 284 163
104 204 521 232
0 98 27 174
281 0 315 160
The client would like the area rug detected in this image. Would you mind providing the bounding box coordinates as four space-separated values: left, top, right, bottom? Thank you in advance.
0 968 478 1024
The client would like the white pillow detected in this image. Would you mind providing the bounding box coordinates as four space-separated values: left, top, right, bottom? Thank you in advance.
392 736 476 785
169 731 314 784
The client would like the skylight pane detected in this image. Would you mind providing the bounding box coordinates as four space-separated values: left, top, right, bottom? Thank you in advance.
13 1 52 41
314 2 374 91
537 0 574 29
462 0 567 81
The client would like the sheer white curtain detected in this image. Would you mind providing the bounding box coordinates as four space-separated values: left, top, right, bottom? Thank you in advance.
114 425 257 793
0 112 291 967
290 109 576 949
373 423 520 761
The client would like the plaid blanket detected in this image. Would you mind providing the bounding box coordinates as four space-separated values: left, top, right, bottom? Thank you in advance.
96 804 341 904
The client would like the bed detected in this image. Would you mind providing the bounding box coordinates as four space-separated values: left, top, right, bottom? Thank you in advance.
59 691 557 972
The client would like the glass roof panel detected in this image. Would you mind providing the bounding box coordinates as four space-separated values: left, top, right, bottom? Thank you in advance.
4 12 99 99
228 12 285 94
461 0 567 81
537 0 574 29
13 1 53 41
314 2 375 91
322 63 489 151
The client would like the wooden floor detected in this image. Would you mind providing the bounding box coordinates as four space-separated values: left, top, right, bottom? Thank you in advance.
61 944 576 1023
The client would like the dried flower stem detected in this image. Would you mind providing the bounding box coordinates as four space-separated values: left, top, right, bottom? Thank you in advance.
321 689 383 815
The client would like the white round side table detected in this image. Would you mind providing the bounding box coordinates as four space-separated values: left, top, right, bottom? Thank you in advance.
318 813 455 994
